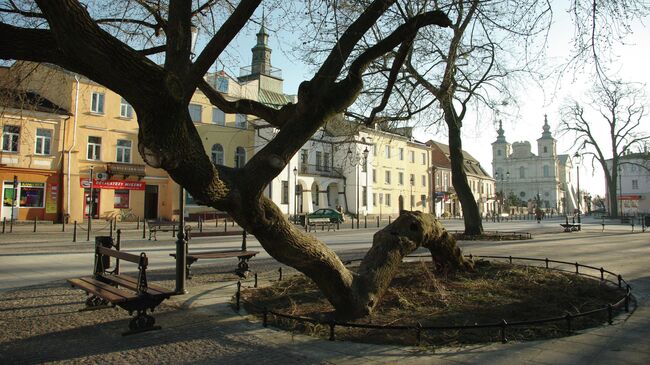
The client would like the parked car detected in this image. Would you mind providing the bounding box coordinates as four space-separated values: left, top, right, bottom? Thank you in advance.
307 208 344 223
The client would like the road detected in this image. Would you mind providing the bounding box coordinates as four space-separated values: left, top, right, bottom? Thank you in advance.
0 216 637 291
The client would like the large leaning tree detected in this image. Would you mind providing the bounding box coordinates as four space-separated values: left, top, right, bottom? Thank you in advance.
0 0 474 318
559 79 649 217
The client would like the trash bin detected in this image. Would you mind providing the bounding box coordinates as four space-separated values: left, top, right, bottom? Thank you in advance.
95 236 114 269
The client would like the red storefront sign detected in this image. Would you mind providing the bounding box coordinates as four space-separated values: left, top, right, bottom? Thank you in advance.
618 195 642 201
80 178 145 190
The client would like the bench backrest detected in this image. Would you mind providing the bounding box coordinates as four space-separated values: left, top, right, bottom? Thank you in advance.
309 218 331 223
97 246 148 266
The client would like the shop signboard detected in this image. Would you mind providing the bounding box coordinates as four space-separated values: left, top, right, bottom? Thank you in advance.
80 178 145 190
46 183 58 213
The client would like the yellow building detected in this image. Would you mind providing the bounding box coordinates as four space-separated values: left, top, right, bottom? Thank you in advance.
0 62 256 223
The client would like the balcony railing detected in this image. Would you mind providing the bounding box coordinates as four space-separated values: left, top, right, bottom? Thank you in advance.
298 163 343 178
239 65 283 79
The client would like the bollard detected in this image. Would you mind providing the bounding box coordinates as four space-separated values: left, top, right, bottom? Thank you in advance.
2 217 4 233
254 272 258 288
73 221 77 242
617 274 622 288
216 215 219 227
364 215 367 229
575 262 579 274
232 219 235 227
224 218 227 232
545 258 549 269
388 216 391 224
235 281 241 311
33 216 37 232
142 219 146 239
199 217 203 233
351 217 354 229
242 230 247 251
377 216 380 227
625 286 630 312
136 218 140 230
10 214 13 233
278 267 283 281
600 267 605 281
62 217 65 232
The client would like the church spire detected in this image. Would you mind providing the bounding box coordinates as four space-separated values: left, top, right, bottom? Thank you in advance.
539 114 553 139
250 11 272 77
495 120 507 143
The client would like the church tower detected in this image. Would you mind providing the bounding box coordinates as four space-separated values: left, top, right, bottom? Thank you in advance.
492 120 511 161
250 14 272 77
537 115 556 157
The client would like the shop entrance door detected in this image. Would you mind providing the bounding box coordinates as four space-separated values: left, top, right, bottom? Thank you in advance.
1 182 19 220
83 188 100 219
144 185 158 219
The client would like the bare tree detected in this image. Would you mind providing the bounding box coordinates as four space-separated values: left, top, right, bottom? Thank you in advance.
559 79 649 217
0 0 475 318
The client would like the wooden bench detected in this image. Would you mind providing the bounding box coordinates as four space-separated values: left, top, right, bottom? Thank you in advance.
560 223 581 232
170 229 259 279
147 220 178 240
307 217 337 232
67 239 175 335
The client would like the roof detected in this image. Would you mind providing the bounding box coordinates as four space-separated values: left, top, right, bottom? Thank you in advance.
0 88 71 116
427 140 491 178
258 88 294 109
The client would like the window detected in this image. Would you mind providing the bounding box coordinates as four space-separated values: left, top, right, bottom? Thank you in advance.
497 149 502 156
409 151 415 163
372 169 376 183
116 139 132 163
120 98 133 118
91 92 105 114
2 125 20 152
422 175 426 186
216 76 229 93
316 151 322 171
398 172 404 185
188 103 202 122
281 181 289 204
19 182 45 207
421 153 426 165
385 170 391 184
519 166 525 178
235 147 246 168
235 114 247 129
34 129 52 155
543 165 550 177
399 148 404 160
362 186 367 206
373 193 377 206
385 193 391 206
385 145 391 158
87 136 101 160
543 146 548 153
323 153 330 171
211 144 224 165
212 108 225 125
632 180 639 190
114 189 129 208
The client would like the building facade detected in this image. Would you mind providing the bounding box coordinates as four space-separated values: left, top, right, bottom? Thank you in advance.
605 152 650 215
491 117 577 215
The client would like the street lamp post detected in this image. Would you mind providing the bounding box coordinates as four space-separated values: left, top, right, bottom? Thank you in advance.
87 165 93 241
574 151 581 229
409 175 415 210
293 167 298 222
175 184 187 294
347 146 369 229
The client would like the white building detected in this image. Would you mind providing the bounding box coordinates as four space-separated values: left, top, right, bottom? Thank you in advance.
605 152 650 215
492 116 577 214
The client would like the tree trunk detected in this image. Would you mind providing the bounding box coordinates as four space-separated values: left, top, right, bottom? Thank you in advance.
446 113 484 235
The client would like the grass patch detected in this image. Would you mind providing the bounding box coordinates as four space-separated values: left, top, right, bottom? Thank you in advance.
241 260 625 346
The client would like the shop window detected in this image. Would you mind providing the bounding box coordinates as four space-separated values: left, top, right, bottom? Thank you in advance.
116 139 132 163
87 136 101 160
2 125 20 152
281 181 288 204
91 92 105 114
114 189 129 208
120 98 133 118
35 128 52 155
19 182 45 208
3 183 16 206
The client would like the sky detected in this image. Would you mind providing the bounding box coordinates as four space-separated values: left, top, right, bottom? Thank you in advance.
216 3 650 197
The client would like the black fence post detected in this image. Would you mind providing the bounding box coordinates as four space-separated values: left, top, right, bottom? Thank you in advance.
388 216 392 224
62 216 66 232
33 216 37 232
351 217 354 229
575 262 579 274
254 272 258 288
235 281 241 311
500 319 508 343
142 219 146 239
199 217 203 233
377 216 380 228
224 218 227 232
172 223 176 238
2 217 5 233
242 230 247 251
136 218 140 230
364 215 367 228
73 221 77 242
